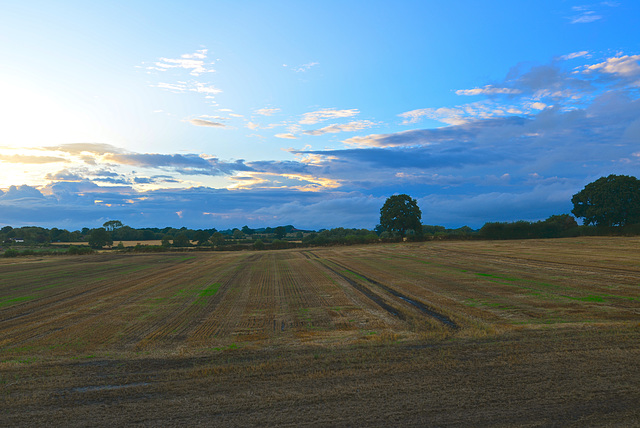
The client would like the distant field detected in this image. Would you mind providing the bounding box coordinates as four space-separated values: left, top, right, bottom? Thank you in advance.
1 237 639 426
50 240 165 247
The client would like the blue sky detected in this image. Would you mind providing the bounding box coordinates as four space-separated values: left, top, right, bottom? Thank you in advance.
1 0 639 230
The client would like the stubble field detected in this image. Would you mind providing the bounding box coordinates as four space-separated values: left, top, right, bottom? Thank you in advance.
1 237 639 426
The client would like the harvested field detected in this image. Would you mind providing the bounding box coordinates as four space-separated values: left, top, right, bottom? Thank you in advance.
1 237 639 426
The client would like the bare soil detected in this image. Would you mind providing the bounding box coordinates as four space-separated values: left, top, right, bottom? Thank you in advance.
1 237 639 426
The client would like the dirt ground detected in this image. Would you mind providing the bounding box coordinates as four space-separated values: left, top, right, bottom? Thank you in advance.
2 327 639 427
1 237 639 426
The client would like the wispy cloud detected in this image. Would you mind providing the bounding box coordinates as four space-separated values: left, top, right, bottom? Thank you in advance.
570 10 602 24
188 118 227 128
156 81 222 97
46 143 123 155
300 108 359 125
560 51 591 61
568 2 618 24
286 62 319 73
254 108 281 116
275 133 297 139
0 154 67 164
148 49 215 76
303 120 377 136
398 102 534 126
455 86 522 96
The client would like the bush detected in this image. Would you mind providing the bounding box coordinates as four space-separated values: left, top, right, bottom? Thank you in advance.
3 248 19 258
67 246 94 255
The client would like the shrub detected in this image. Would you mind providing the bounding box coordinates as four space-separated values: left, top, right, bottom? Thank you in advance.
67 246 94 255
3 248 19 258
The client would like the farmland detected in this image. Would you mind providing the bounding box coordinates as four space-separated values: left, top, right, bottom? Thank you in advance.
1 237 639 426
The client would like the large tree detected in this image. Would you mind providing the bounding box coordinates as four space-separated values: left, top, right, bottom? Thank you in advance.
571 174 640 227
88 228 113 249
103 220 123 232
379 194 422 237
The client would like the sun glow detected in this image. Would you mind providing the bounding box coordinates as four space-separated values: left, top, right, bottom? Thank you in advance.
0 79 116 151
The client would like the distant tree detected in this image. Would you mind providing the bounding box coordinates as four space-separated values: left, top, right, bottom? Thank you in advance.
141 229 156 240
379 194 422 237
88 228 113 249
253 239 265 250
173 233 190 247
161 234 173 247
103 220 123 232
232 229 244 240
422 224 446 236
538 214 578 238
572 175 640 227
113 226 141 241
193 230 211 246
274 226 286 239
241 225 254 235
210 232 225 247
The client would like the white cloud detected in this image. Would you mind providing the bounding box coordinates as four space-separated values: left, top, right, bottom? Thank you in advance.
255 108 281 116
300 108 359 125
156 82 187 92
188 118 227 128
156 81 222 97
151 49 215 76
570 11 601 24
294 62 319 72
399 106 471 125
530 102 547 110
303 120 377 136
181 49 208 59
245 121 284 130
275 133 297 139
455 86 522 96
584 55 640 80
191 82 222 96
560 51 590 61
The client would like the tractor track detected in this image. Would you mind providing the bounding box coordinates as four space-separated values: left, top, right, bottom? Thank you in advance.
326 258 459 329
304 250 458 329
316 258 405 320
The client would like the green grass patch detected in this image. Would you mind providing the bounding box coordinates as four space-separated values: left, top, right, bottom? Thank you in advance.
199 283 221 297
0 296 36 308
476 272 519 281
177 282 223 305
212 343 239 351
576 295 606 302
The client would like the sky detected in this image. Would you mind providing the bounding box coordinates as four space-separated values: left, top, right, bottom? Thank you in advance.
1 0 639 231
